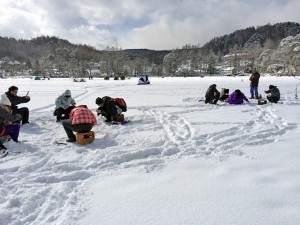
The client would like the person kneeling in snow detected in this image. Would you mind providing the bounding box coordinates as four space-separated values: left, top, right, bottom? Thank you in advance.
265 85 280 103
227 89 249 105
219 88 230 101
0 94 22 152
95 97 122 122
62 105 97 143
54 89 76 122
205 84 220 104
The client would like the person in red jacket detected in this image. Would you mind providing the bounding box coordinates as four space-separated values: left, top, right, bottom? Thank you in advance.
62 105 97 142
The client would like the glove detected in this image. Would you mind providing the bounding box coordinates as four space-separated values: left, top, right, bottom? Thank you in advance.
14 114 22 121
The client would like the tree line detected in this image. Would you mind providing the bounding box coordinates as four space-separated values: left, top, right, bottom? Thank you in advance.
1 22 299 77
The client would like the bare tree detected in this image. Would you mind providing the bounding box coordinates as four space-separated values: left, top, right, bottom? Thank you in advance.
245 42 264 70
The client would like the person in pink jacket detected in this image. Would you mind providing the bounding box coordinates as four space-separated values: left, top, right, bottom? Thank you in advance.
227 89 249 105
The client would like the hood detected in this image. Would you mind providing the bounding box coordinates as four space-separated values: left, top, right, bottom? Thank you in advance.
1 94 11 106
63 89 71 97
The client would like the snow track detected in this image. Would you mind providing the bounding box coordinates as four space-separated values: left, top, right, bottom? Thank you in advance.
0 77 299 225
1 104 298 224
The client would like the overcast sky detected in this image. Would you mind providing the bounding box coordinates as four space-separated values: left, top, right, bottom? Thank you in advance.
0 0 299 50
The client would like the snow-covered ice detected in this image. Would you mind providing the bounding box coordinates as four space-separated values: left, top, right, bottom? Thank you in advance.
0 76 300 225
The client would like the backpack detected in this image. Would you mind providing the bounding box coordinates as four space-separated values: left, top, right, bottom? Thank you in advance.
111 98 127 112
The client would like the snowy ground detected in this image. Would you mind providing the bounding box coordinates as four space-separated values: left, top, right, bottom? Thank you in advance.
0 76 300 225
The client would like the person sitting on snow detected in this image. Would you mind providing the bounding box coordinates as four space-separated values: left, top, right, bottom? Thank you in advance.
265 85 280 103
0 94 22 153
227 89 249 105
5 86 30 125
95 96 122 122
62 105 97 143
205 84 220 104
54 89 76 122
219 88 230 101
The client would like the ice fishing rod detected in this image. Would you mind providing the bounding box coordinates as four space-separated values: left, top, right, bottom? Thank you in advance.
294 75 300 100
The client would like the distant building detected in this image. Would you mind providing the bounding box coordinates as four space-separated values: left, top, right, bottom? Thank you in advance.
223 67 236 76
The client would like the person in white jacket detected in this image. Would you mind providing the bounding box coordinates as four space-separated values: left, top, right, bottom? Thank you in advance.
53 90 76 122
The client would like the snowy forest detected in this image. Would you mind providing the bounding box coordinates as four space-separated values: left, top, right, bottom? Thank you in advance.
0 22 300 77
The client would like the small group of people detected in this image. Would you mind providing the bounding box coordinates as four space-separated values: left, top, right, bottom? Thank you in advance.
205 84 249 105
1 86 127 147
205 84 280 105
53 89 94 142
53 90 126 143
0 86 31 153
205 69 280 105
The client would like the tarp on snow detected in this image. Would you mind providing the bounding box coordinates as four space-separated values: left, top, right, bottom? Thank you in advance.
137 75 150 85
73 78 86 82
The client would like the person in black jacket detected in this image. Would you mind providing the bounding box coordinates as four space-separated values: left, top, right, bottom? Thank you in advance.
265 85 280 103
95 96 122 122
205 84 220 104
5 86 30 124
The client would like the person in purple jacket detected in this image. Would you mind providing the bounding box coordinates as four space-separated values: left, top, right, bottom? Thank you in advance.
227 89 249 105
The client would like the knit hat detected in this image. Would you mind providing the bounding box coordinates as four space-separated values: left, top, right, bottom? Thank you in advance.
269 85 276 89
95 97 103 105
1 94 11 106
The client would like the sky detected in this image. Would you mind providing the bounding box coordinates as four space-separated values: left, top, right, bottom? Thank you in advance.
0 76 300 225
0 0 299 50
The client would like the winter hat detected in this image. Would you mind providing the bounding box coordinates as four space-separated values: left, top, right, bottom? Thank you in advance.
269 85 276 89
1 94 11 106
95 97 103 105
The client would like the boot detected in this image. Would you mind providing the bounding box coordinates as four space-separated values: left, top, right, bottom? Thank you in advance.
0 142 7 150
